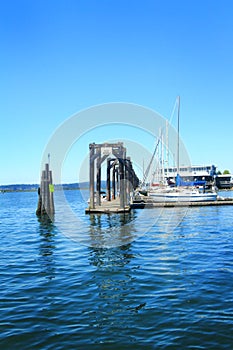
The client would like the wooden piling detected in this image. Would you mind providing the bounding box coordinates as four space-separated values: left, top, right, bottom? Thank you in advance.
36 163 55 217
86 142 139 214
96 147 101 206
89 144 95 209
112 164 116 200
107 158 111 201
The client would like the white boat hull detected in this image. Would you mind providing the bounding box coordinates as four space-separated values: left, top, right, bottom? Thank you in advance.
148 189 217 202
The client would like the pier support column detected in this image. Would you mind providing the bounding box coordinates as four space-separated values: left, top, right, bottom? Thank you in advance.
125 157 133 203
89 144 95 209
119 159 125 209
96 147 101 206
112 164 116 200
87 142 139 213
107 158 111 201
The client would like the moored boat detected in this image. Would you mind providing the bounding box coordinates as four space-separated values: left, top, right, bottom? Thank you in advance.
148 186 217 202
147 96 217 203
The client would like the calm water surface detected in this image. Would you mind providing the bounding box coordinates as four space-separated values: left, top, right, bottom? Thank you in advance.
0 190 233 349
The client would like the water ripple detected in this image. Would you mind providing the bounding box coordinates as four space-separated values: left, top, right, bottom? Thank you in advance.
0 191 233 349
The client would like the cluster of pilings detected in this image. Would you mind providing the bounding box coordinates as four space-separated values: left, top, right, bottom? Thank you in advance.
36 163 55 217
88 142 139 211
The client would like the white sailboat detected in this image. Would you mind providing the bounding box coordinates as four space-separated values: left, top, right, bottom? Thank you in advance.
148 96 217 203
148 186 217 202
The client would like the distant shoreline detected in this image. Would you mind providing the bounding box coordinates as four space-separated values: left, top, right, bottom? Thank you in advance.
0 183 90 193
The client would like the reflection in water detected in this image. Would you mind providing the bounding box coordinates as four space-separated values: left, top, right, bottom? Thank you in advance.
89 212 138 322
88 211 138 248
89 211 136 228
89 243 134 269
88 243 145 331
149 206 190 236
56 188 189 247
37 216 56 281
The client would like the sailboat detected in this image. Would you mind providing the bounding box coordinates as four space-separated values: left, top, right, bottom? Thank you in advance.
148 96 217 203
148 185 217 202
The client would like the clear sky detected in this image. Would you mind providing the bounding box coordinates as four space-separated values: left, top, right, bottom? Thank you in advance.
1 0 233 184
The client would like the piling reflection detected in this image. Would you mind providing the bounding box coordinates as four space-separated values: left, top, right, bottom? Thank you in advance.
88 243 142 329
89 243 134 268
37 216 56 280
88 211 137 248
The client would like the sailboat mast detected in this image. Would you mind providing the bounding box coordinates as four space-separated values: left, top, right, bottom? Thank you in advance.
166 119 169 178
177 95 180 176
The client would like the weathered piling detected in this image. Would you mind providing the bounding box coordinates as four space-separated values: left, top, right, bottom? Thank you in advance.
86 142 139 214
36 163 55 217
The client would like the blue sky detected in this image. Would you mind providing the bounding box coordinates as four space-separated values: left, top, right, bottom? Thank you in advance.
1 0 233 184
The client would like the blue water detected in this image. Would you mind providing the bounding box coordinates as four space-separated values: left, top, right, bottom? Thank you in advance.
0 190 233 349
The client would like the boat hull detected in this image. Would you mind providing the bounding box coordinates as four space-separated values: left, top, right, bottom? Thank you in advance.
148 191 217 202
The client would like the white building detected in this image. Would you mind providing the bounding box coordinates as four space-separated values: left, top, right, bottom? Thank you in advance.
164 164 216 180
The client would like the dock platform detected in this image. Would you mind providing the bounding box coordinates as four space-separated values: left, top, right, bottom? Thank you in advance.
85 198 131 214
85 197 233 213
131 197 233 209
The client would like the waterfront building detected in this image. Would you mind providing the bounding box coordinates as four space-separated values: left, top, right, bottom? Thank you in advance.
164 164 216 181
157 164 232 189
215 174 233 189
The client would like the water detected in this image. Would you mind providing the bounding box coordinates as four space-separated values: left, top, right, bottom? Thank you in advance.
0 190 233 349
